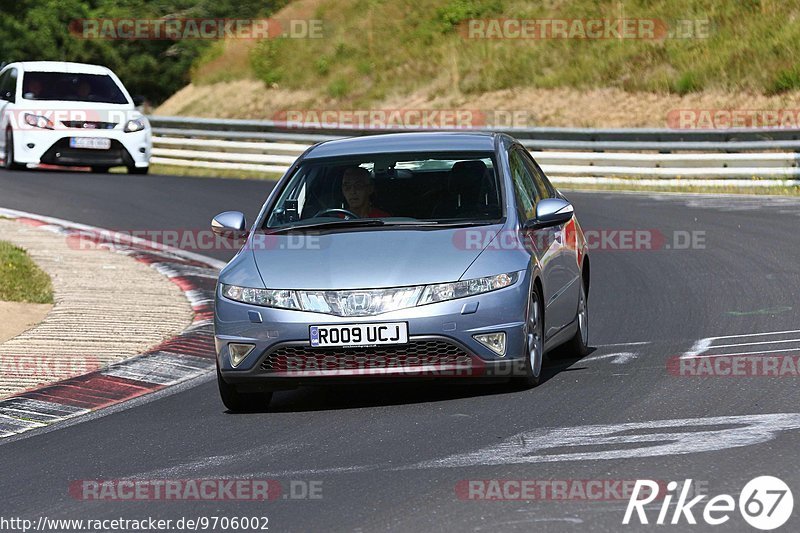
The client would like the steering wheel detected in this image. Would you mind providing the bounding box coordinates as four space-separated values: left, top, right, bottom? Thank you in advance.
314 208 361 220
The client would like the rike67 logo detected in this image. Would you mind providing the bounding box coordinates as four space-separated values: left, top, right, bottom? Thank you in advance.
624 476 793 530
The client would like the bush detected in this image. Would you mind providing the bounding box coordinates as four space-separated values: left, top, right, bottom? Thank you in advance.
671 72 703 95
767 69 800 95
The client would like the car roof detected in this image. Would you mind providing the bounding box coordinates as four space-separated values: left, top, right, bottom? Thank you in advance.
11 61 113 75
304 131 499 159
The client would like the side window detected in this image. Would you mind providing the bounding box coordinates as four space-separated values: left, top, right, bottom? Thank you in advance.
6 68 17 102
0 71 8 101
521 149 554 199
508 149 537 220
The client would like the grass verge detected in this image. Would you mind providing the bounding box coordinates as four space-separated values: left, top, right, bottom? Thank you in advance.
0 241 53 304
193 0 800 105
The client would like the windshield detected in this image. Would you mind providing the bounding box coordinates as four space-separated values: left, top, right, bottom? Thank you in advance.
21 72 129 104
265 152 502 230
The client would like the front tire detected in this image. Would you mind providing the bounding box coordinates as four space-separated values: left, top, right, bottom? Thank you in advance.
128 165 149 175
563 278 590 357
4 129 24 170
217 366 272 412
512 287 544 388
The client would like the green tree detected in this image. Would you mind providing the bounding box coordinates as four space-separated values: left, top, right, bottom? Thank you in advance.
0 0 285 104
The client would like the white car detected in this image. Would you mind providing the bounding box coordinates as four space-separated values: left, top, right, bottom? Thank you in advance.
0 61 151 174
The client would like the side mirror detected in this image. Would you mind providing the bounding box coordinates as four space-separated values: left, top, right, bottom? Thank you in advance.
132 95 145 106
523 198 574 230
212 211 248 239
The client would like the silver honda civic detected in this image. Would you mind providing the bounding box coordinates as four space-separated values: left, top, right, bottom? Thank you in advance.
212 132 589 411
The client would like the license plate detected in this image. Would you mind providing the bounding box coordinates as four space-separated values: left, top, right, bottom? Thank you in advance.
69 137 111 150
309 322 408 348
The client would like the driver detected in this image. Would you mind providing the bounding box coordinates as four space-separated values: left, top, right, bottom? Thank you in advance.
76 80 92 100
340 166 390 218
23 78 44 99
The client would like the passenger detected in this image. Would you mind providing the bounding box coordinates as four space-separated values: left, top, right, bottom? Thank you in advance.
340 166 390 218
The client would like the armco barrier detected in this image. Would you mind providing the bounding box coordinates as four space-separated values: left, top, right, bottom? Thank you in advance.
147 115 800 184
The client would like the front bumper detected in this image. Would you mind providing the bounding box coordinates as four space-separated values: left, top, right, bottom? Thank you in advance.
214 273 532 389
11 127 151 168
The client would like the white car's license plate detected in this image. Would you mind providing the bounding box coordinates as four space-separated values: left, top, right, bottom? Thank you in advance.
309 322 408 347
69 137 111 150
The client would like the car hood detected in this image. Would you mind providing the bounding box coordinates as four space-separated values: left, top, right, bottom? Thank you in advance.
250 225 503 290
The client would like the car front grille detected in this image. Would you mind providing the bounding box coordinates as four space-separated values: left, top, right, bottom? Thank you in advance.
40 138 132 166
61 121 117 129
260 339 472 372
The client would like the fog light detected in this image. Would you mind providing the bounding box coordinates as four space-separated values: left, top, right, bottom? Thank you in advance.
473 332 506 356
228 343 255 367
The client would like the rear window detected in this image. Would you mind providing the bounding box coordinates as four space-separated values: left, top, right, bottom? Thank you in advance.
21 72 128 104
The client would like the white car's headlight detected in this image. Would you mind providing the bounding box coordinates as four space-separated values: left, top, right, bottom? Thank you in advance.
418 272 519 305
24 113 54 130
124 118 146 133
221 272 520 316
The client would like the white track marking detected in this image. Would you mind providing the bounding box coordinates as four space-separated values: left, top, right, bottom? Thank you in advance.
683 338 714 358
683 330 800 358
0 414 45 437
410 413 800 468
708 338 800 350
682 347 800 359
584 352 638 364
595 342 650 347
705 329 800 341
238 411 800 477
102 354 215 385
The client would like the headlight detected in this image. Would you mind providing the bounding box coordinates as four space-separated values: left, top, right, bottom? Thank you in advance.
124 118 146 133
24 113 54 130
418 272 519 305
221 271 519 316
221 284 300 310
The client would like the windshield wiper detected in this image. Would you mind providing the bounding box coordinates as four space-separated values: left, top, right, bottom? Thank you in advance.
267 218 499 234
267 219 385 234
380 220 497 228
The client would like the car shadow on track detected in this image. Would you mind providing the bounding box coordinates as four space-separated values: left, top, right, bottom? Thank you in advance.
227 347 596 413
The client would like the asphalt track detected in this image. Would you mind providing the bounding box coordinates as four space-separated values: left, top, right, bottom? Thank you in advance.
1 169 799 532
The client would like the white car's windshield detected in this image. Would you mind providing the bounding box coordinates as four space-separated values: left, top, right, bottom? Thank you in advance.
22 72 128 104
265 152 502 229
